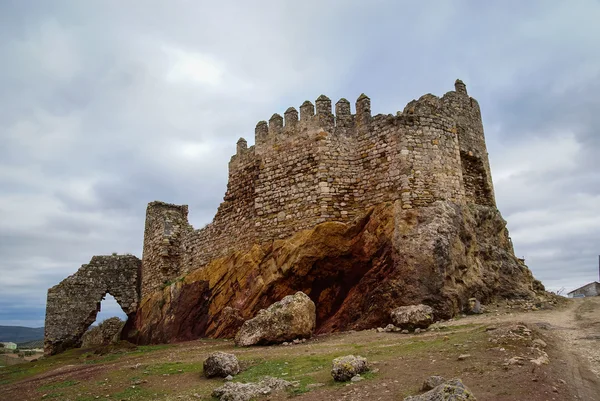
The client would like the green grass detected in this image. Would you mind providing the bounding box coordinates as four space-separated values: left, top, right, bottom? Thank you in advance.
39 379 80 391
109 386 164 400
40 392 65 399
145 361 205 376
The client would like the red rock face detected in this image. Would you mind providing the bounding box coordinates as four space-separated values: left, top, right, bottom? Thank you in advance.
129 201 540 345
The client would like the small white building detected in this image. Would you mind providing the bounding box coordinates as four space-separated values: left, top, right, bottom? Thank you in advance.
1 342 17 350
568 282 600 298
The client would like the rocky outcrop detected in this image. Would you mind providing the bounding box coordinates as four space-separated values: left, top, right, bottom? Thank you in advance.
331 355 369 382
234 292 316 346
404 378 476 400
130 201 540 344
81 317 125 348
203 352 240 378
391 304 434 330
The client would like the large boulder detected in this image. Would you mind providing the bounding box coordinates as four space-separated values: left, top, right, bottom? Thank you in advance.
81 317 125 348
331 355 369 382
212 376 293 401
404 378 476 400
203 351 240 378
235 292 316 346
391 304 434 330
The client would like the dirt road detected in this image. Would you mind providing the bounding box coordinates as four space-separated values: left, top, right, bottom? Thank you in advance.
445 297 600 400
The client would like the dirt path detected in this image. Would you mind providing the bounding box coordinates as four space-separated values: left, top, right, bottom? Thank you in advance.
445 297 600 400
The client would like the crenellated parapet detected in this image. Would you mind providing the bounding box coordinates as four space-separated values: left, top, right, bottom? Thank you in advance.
140 79 497 296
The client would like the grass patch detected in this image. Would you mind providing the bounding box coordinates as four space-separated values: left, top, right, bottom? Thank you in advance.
145 361 204 376
110 386 163 400
39 379 79 391
131 344 173 354
40 392 65 399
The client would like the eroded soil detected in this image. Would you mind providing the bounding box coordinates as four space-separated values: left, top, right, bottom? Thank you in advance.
1 297 599 401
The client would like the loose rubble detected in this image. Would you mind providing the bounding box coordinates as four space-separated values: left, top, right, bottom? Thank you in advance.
212 377 295 401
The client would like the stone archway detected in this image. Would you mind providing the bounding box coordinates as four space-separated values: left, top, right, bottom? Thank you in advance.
44 255 140 355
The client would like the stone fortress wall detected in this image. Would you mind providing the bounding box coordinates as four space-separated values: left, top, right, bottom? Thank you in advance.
141 80 496 298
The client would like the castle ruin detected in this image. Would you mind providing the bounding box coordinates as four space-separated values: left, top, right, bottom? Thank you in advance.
45 80 509 355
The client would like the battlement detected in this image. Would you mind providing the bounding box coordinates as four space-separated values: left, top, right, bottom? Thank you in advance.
141 79 497 297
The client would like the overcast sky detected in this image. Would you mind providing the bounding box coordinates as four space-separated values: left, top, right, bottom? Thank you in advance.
1 0 599 328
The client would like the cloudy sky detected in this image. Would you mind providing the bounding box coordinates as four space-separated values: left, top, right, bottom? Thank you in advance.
1 0 599 328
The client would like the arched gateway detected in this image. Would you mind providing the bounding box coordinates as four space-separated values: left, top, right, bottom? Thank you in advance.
44 255 140 355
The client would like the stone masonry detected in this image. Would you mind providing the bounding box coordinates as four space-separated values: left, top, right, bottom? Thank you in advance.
44 255 140 355
141 80 496 297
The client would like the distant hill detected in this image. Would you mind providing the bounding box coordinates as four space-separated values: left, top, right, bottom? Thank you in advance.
0 326 44 343
17 339 44 349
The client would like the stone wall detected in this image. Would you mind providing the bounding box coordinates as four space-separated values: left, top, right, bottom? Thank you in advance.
140 80 495 298
44 255 140 356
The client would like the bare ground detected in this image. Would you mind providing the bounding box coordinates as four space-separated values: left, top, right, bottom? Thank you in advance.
1 297 599 401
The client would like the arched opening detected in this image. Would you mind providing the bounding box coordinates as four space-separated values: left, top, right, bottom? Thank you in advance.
80 294 128 349
94 294 128 324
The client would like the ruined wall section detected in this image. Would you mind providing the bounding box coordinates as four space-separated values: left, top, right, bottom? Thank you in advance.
45 255 140 355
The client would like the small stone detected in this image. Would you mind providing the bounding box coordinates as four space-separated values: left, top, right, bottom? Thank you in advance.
532 339 547 348
457 354 471 361
225 375 233 381
414 328 421 334
351 375 364 382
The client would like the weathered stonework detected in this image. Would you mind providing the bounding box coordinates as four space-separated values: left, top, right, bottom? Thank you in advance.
141 80 496 297
44 255 140 355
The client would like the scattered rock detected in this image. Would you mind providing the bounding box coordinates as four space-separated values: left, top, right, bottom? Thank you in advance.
414 328 421 334
212 377 294 401
331 355 369 382
81 317 125 348
467 298 482 314
505 356 526 366
401 329 410 334
422 375 446 391
225 375 233 381
235 292 316 346
457 354 471 361
404 378 476 400
203 352 240 378
351 375 364 382
390 304 434 330
530 353 550 366
532 339 547 349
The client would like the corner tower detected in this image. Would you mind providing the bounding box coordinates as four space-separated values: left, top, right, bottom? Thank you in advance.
442 79 496 206
141 201 190 297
